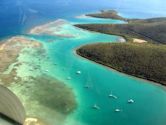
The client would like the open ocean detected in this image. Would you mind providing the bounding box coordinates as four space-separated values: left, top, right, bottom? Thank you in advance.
0 0 166 39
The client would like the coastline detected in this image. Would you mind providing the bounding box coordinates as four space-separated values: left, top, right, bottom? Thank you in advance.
75 25 128 43
75 10 166 44
74 10 166 87
75 48 166 88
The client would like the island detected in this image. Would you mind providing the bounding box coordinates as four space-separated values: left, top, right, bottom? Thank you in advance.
75 10 166 85
86 10 127 21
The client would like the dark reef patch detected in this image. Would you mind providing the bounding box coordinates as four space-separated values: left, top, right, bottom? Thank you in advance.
27 75 77 114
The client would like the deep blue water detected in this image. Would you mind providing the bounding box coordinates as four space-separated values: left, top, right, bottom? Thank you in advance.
0 0 166 39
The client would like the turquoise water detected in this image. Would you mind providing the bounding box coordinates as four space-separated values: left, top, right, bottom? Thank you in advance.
23 18 166 125
1 0 166 124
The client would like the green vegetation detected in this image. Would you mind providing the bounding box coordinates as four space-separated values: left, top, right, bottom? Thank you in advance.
76 10 166 85
77 43 166 85
76 9 166 44
75 17 166 44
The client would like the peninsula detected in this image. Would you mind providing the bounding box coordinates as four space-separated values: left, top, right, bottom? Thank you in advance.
76 10 166 44
76 10 166 85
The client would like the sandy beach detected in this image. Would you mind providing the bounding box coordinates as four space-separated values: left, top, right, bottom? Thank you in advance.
29 19 75 38
133 38 148 43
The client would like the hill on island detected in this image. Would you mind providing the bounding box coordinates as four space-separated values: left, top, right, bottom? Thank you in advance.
77 43 166 85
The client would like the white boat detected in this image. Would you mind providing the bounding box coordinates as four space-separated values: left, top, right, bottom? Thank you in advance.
76 71 81 74
92 104 100 110
109 93 118 99
115 109 121 112
128 99 134 103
